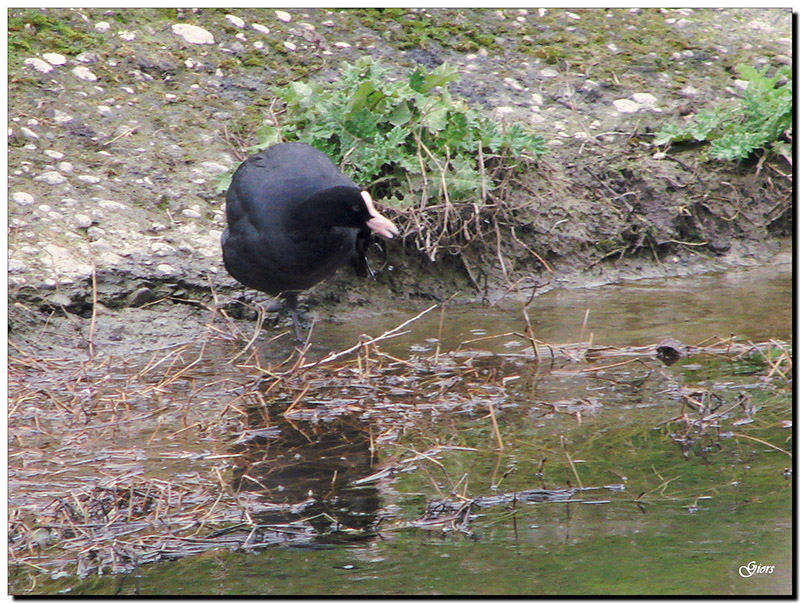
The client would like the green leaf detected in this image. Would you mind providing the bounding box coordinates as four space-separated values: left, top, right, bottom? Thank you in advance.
441 112 469 147
343 107 380 140
421 62 459 93
447 155 482 197
421 104 449 131
710 131 763 161
215 172 232 194
348 80 375 114
388 102 412 127
692 109 727 141
409 69 426 93
257 124 282 145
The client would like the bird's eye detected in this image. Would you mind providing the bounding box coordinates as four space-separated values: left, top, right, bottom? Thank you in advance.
352 204 360 213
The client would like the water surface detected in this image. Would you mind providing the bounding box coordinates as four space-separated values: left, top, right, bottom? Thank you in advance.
10 261 792 596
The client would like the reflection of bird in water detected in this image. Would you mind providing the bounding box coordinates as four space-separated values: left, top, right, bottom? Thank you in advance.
230 404 380 543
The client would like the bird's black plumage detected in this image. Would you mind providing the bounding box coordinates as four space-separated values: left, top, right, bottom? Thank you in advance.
221 142 398 340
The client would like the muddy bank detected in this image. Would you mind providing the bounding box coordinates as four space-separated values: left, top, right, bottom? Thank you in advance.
8 8 793 350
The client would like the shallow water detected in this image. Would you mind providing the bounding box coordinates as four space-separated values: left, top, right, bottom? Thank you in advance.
317 258 792 351
10 261 793 596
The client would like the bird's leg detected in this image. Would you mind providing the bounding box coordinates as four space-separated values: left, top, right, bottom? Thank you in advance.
353 229 375 279
281 292 304 342
364 255 375 279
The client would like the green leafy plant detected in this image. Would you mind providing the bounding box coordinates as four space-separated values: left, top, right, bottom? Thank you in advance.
226 57 547 260
250 58 546 206
655 64 792 162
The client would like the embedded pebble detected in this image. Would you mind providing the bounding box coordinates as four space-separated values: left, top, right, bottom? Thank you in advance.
679 85 698 98
734 79 749 92
200 161 229 174
504 77 524 91
157 263 176 275
58 161 74 174
87 226 106 239
539 68 559 78
334 41 351 48
226 14 245 28
565 12 580 20
21 127 39 140
78 175 102 184
61 198 78 207
151 241 176 256
252 23 270 35
283 41 297 51
275 10 292 22
43 52 67 66
12 192 35 206
613 98 639 113
53 110 73 126
24 58 53 73
72 66 98 81
75 214 93 229
128 287 156 307
97 105 112 116
95 21 110 33
44 149 65 160
632 93 658 107
35 171 68 185
580 79 601 95
8 259 26 273
182 208 202 219
171 23 215 45
75 52 98 64
747 19 771 32
98 199 128 211
118 31 136 41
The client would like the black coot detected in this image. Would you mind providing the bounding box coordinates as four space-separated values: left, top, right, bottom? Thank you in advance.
221 142 399 340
